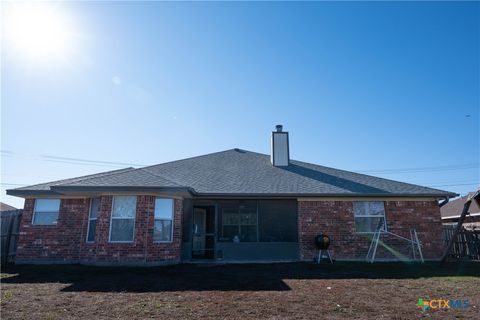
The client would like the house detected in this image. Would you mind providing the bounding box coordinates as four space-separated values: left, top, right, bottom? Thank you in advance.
1 202 18 213
441 192 480 229
6 126 457 265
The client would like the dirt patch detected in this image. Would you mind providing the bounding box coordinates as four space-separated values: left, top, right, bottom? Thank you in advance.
1 262 479 319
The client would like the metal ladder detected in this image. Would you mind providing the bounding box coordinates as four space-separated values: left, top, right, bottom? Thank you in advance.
410 228 424 263
366 226 383 263
366 226 424 263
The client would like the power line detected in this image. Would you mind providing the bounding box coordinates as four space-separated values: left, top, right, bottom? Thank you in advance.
356 163 479 174
41 155 146 167
427 182 479 188
1 150 147 168
2 150 479 174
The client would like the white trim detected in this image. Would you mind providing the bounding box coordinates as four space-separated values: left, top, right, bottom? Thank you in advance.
153 198 174 243
86 198 99 243
32 199 61 225
108 195 136 243
442 212 480 220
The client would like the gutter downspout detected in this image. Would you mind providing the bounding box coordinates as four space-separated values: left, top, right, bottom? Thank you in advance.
439 197 450 208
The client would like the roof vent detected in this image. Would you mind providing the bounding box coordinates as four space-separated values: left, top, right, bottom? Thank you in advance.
271 125 289 167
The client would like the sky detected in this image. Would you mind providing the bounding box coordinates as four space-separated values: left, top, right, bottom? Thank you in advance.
1 1 479 209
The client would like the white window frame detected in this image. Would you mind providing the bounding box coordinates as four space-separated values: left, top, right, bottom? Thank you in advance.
109 196 136 243
86 198 100 243
353 201 387 234
32 199 61 225
153 198 174 243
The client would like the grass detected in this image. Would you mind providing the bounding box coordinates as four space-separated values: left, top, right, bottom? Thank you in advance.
1 291 13 302
1 261 479 319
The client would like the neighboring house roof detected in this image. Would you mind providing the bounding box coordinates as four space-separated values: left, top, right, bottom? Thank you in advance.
7 149 457 198
441 192 480 219
442 213 480 220
0 202 17 212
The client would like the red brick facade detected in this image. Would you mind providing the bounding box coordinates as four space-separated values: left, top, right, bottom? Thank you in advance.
17 197 444 264
16 196 183 265
298 200 445 261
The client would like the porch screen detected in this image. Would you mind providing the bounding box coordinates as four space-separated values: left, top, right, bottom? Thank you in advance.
218 200 298 243
258 200 298 242
219 202 257 242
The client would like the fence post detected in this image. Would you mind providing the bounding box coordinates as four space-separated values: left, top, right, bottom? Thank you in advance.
1 210 23 264
5 211 16 263
440 191 480 265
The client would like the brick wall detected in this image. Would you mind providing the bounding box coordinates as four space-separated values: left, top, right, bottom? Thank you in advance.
298 200 445 261
16 196 183 265
18 197 445 263
16 198 89 262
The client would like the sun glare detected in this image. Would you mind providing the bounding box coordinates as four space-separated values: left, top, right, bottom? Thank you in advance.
4 3 75 62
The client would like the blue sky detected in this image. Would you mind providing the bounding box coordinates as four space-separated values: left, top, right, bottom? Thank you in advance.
1 1 479 208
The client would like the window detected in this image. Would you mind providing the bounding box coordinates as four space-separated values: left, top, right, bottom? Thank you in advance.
33 199 60 225
353 201 387 233
220 203 258 242
154 198 174 242
109 196 136 242
86 198 100 242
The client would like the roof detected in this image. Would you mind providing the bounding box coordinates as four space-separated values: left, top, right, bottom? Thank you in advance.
0 202 17 212
442 212 480 220
7 149 457 198
441 192 480 218
7 167 137 195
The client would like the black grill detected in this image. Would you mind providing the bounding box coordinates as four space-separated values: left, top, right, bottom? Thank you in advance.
314 234 330 250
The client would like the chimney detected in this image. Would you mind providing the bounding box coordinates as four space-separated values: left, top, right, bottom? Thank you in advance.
270 124 290 166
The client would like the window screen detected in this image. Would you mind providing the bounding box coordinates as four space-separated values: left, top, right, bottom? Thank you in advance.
86 198 100 242
353 201 386 233
154 198 173 242
110 196 136 242
33 199 60 225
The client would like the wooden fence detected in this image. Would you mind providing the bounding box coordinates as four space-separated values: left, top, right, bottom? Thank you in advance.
442 224 480 260
1 210 23 264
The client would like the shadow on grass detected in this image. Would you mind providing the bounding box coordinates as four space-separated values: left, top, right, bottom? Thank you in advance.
1 261 479 293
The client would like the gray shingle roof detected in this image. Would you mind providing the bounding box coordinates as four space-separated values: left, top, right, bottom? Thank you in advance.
441 192 480 218
9 168 136 193
7 149 457 197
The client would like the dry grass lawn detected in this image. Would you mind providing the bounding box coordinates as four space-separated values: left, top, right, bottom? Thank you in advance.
1 262 479 319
